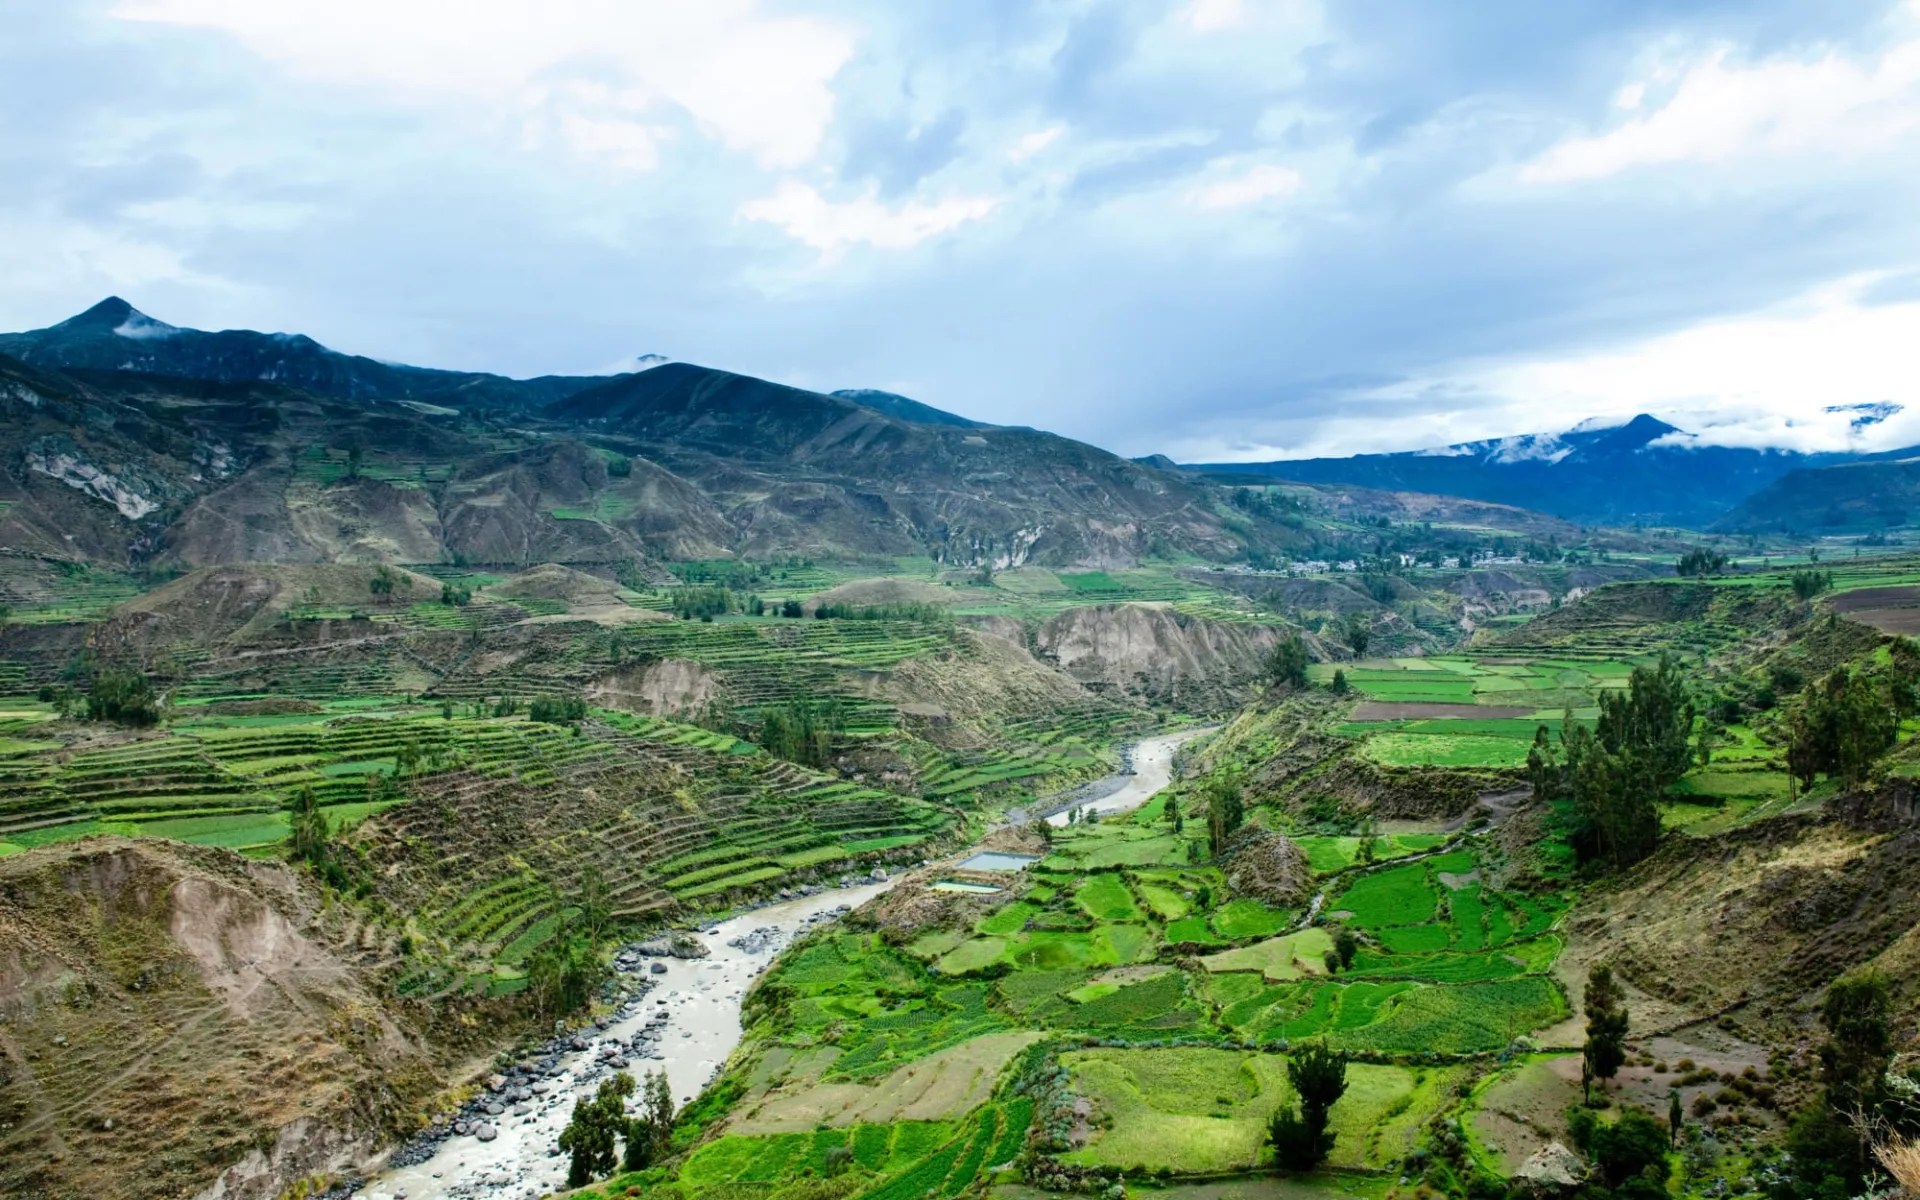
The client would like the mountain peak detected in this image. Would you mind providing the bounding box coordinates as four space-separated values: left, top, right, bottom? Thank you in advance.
57 296 138 328
52 296 179 340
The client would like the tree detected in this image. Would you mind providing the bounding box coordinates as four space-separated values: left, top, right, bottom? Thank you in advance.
1206 778 1245 857
345 443 364 479
529 694 589 725
1819 973 1893 1116
1266 634 1309 690
1675 546 1729 576
1583 963 1630 1101
1590 1109 1671 1186
85 667 160 726
576 866 613 949
1270 1041 1347 1172
1333 927 1359 971
1552 654 1692 869
289 786 331 868
370 564 397 601
1793 569 1835 600
1789 669 1899 789
528 929 602 1018
559 1072 635 1187
633 1068 676 1166
1669 1090 1684 1146
1329 669 1349 695
1343 612 1370 657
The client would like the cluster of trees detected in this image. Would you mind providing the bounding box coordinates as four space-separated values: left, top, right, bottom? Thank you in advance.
63 668 162 727
529 694 589 726
288 785 353 891
557 1068 677 1186
1268 1041 1349 1171
368 564 414 602
1527 654 1692 869
670 586 734 620
755 697 845 769
808 601 950 622
1319 927 1359 975
528 868 614 1018
1782 974 1916 1199
1674 547 1731 577
1792 569 1835 600
439 581 473 606
1787 666 1910 789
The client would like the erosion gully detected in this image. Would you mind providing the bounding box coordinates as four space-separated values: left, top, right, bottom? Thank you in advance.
364 728 1211 1200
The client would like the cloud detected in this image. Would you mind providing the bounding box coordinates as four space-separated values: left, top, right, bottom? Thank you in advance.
110 0 856 169
1187 163 1302 209
737 182 1000 259
1008 127 1064 161
1521 35 1920 183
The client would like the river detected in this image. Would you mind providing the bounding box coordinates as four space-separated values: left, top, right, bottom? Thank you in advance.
1043 727 1214 826
366 728 1211 1200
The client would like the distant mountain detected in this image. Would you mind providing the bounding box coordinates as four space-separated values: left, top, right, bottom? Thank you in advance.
1712 455 1920 533
830 388 988 429
1188 414 1875 528
0 297 615 409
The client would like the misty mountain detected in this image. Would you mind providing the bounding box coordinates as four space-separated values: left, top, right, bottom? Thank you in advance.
1188 414 1884 527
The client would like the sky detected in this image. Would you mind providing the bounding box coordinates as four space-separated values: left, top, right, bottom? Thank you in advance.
4 0 1920 462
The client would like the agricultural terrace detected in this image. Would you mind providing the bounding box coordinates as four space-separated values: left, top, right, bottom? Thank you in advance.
691 788 1575 1197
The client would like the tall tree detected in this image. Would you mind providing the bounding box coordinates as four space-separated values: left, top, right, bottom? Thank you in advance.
559 1072 635 1187
1266 634 1309 690
1269 1041 1348 1172
1583 963 1630 1101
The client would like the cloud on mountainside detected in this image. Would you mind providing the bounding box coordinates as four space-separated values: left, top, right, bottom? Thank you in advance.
2 1 1919 459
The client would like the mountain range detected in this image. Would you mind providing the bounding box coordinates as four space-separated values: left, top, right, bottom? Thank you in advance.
0 300 1338 571
1189 414 1907 528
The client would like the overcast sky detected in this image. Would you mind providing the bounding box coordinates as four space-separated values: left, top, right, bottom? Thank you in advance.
5 0 1920 461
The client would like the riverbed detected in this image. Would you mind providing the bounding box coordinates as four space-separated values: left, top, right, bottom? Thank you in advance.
1043 727 1213 826
370 879 901 1200
368 728 1208 1200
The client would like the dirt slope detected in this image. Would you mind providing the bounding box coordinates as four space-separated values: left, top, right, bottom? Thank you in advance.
0 839 440 1200
1034 604 1283 711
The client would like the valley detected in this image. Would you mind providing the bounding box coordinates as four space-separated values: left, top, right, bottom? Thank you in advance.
0 306 1916 1200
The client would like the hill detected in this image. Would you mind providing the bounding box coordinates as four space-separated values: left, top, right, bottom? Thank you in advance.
829 387 988 429
1712 456 1920 533
1191 414 1880 527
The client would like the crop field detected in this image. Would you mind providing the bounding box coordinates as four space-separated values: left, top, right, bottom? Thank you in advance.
1061 1048 1461 1173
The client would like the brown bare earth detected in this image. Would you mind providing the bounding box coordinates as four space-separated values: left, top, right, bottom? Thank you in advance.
1829 585 1920 612
1350 701 1533 720
0 839 445 1200
1843 608 1920 635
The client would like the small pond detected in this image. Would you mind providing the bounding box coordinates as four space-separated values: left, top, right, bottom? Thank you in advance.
957 851 1043 872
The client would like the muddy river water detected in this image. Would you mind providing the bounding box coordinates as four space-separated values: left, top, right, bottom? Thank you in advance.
367 729 1209 1200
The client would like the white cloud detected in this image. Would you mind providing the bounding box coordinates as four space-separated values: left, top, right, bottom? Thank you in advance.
1427 275 1920 453
1522 37 1920 183
737 182 1000 260
110 0 855 170
1186 164 1302 210
1185 0 1246 32
1008 127 1064 162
